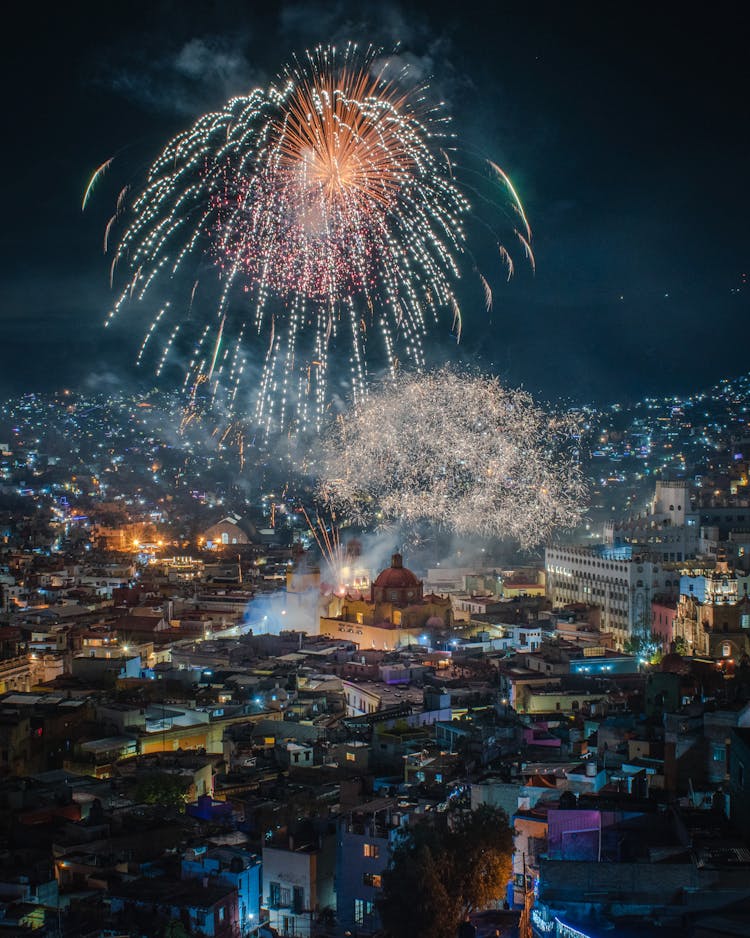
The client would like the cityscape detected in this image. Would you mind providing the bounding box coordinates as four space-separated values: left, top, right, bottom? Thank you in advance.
1 4 749 938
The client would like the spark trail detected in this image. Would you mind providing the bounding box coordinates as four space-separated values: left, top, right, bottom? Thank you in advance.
318 368 586 548
105 44 530 433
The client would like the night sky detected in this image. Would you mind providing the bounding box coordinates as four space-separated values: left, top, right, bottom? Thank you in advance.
2 1 748 405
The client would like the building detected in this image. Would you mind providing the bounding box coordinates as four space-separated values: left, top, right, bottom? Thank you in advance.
201 515 256 549
340 680 426 718
182 845 261 934
651 598 677 650
262 831 336 938
109 878 239 938
336 802 402 934
545 544 679 648
605 480 699 561
320 554 452 650
673 555 750 660
729 727 750 843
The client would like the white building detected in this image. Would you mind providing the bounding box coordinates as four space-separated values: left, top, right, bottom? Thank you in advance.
605 481 699 561
545 545 680 649
262 836 336 938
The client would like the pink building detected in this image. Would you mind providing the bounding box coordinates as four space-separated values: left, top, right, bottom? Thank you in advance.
651 600 677 650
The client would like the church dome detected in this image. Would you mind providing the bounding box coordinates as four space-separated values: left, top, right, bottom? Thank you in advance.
372 554 423 605
373 553 420 590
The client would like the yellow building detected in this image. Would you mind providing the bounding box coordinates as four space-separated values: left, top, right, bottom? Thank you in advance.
320 553 451 650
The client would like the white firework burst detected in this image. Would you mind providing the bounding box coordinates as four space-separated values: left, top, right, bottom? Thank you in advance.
318 368 587 547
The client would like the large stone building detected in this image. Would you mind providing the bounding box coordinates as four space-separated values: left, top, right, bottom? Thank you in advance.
608 478 750 566
545 544 679 649
673 554 750 660
604 480 699 561
320 554 452 650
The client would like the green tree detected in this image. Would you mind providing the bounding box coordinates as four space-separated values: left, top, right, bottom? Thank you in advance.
624 632 664 664
673 635 690 656
378 805 512 938
451 806 513 915
133 772 187 808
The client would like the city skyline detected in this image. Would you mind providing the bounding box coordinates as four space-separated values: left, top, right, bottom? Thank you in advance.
2 9 750 938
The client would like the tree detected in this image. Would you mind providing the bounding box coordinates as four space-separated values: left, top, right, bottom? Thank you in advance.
673 635 690 656
380 840 456 938
451 806 513 915
378 805 512 938
624 632 664 664
133 772 187 808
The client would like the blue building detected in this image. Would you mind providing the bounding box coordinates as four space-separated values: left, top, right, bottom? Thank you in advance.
110 878 239 938
182 845 262 934
336 803 408 934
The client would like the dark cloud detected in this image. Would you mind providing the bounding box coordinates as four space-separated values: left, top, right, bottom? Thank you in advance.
103 32 263 115
98 1 464 116
1 1 748 405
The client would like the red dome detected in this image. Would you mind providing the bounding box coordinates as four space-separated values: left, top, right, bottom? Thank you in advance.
373 553 420 589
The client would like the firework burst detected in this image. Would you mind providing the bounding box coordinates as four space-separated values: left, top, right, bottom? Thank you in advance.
318 368 587 548
105 44 530 433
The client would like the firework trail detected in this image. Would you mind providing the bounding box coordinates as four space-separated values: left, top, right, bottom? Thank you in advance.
300 505 345 586
105 44 530 433
318 368 587 548
82 158 113 212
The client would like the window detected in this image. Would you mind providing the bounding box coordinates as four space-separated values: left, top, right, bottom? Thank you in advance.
713 745 726 763
355 899 375 925
218 907 225 922
221 532 229 544
269 882 281 908
293 886 304 913
346 751 356 762
363 843 380 858
722 643 731 657
363 873 382 888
